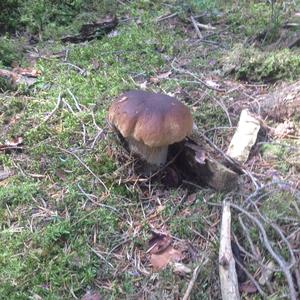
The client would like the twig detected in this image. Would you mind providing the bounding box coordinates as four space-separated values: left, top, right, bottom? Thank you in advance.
230 203 298 300
61 62 86 75
77 184 118 213
182 258 208 300
57 147 109 193
219 200 240 300
89 246 115 269
171 59 225 92
196 22 216 30
190 16 203 39
38 93 62 127
67 88 82 111
156 12 178 22
234 258 267 298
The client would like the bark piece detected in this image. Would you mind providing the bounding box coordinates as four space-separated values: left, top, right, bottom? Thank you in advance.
62 16 118 43
226 109 260 163
177 142 239 191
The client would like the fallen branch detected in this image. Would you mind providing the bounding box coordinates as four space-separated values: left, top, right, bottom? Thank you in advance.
219 201 240 300
196 22 216 30
182 258 209 300
191 16 203 39
230 203 298 300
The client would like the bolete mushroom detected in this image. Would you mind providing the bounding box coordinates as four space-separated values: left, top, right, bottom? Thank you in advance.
108 90 193 166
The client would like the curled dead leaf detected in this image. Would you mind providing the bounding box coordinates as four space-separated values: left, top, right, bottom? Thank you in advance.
149 71 172 84
150 245 183 271
172 262 192 275
147 232 172 254
239 281 258 294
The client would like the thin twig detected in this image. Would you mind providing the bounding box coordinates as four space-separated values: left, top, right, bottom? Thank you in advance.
37 93 62 127
61 62 86 75
182 258 208 300
230 203 298 300
234 258 267 298
57 147 109 193
77 184 118 213
190 16 203 39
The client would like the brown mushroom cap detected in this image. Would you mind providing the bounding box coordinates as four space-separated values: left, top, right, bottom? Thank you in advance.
108 90 193 147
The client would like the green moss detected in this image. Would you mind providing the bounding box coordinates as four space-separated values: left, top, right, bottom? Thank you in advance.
0 36 24 67
223 45 300 82
0 177 40 207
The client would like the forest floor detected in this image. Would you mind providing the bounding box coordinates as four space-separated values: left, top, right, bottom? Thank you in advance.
0 1 300 299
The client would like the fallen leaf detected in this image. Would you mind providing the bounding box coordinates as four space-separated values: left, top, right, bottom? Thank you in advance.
12 67 40 77
195 149 206 164
0 136 23 151
186 193 197 204
172 262 192 275
239 281 258 294
5 136 23 147
150 245 183 270
258 261 275 286
81 290 102 300
149 71 172 83
147 232 172 254
273 120 295 138
205 79 220 89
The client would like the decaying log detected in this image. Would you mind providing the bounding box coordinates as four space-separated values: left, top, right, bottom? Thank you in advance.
61 16 118 43
175 142 239 192
253 80 300 121
219 201 241 300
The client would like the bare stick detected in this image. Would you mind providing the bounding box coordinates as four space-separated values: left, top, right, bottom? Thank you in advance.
182 258 208 300
219 200 240 300
190 16 203 39
196 22 216 30
57 147 109 193
156 12 178 22
40 93 62 126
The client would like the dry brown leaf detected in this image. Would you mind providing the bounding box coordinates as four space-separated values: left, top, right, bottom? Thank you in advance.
239 281 258 294
81 290 102 300
273 120 295 138
0 136 23 151
13 67 40 77
172 262 192 275
186 193 197 205
147 232 172 254
150 245 183 270
149 71 172 83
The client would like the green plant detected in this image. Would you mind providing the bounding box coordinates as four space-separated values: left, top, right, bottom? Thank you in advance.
0 36 23 67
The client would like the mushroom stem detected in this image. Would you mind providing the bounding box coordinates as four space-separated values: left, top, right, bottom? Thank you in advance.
127 137 168 166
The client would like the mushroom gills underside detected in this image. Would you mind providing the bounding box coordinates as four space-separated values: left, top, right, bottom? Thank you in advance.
126 137 168 166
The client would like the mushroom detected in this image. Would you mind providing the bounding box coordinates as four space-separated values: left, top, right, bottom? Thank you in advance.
108 90 193 166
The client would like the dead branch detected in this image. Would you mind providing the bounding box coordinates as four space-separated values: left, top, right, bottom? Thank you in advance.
230 203 298 300
219 201 240 300
190 16 203 39
196 22 216 30
57 147 109 194
182 258 209 300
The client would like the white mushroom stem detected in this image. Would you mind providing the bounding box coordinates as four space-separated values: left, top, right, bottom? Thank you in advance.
127 137 168 166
